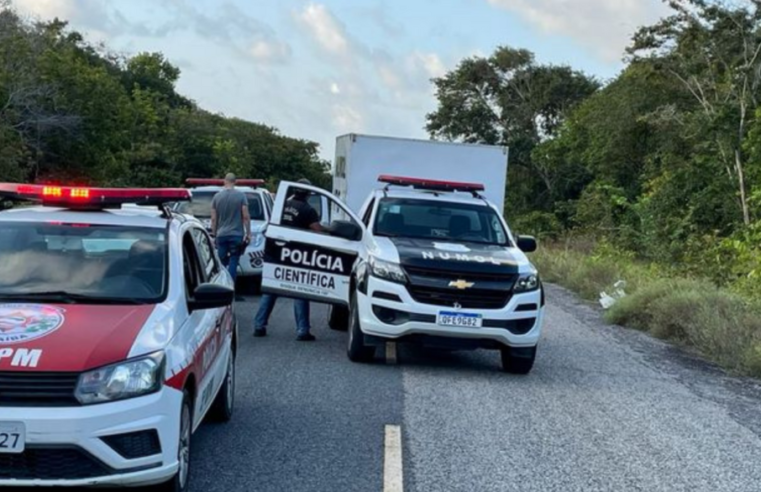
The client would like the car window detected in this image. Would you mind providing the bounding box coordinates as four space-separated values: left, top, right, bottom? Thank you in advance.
373 198 508 245
177 191 265 221
182 231 204 297
0 222 168 302
191 227 217 279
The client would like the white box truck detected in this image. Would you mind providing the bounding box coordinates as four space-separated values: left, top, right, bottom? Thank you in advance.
333 134 509 214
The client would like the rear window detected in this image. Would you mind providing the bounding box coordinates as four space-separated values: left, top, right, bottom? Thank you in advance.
0 222 168 303
177 191 265 221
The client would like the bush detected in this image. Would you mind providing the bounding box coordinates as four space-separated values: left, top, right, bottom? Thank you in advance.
535 241 761 377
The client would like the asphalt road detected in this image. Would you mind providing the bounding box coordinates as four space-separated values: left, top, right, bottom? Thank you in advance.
10 285 761 491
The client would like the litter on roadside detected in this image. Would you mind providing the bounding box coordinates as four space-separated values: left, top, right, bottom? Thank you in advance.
599 280 627 309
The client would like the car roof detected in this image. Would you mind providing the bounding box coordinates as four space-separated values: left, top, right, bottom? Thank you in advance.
373 188 496 207
189 186 264 194
0 206 175 228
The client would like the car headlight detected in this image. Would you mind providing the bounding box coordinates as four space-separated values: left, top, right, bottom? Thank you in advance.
75 352 164 405
369 257 407 284
251 233 264 249
514 274 540 292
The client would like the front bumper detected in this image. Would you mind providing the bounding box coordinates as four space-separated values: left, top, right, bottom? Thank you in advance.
358 276 544 348
0 386 183 487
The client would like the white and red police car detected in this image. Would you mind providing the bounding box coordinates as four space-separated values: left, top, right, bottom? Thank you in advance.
262 176 544 373
0 184 237 490
174 179 274 286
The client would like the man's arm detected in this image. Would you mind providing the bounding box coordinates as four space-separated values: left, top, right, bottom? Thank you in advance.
240 193 251 241
242 204 251 240
210 201 218 237
305 206 323 232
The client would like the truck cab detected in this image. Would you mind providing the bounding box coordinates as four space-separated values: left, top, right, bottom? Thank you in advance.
261 176 544 373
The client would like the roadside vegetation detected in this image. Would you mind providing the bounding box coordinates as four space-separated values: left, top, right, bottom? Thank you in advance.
0 1 330 190
533 241 761 377
427 0 761 377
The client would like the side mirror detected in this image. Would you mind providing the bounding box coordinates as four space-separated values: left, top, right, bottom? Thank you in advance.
189 283 235 311
516 235 537 253
329 220 362 241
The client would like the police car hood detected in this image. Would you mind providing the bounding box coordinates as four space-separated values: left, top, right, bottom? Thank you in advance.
0 303 155 372
382 237 529 275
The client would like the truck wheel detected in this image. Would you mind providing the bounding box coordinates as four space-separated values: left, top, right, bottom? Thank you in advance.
328 305 349 331
347 296 374 362
500 346 536 374
208 349 235 422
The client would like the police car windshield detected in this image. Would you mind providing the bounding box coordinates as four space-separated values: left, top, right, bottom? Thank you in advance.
374 198 509 246
0 222 168 304
176 191 265 221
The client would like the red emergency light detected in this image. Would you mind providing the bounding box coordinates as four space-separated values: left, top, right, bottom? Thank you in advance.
0 183 191 208
185 178 265 188
378 175 485 193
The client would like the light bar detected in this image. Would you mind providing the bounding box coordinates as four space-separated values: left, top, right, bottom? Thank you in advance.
0 183 191 208
185 178 265 187
378 175 485 193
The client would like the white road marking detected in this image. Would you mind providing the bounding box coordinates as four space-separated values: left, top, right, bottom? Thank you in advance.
384 425 403 492
385 342 397 365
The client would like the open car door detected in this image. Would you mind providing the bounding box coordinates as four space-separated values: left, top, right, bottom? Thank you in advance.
261 181 364 305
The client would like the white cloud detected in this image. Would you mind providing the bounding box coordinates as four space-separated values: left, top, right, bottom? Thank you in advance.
408 52 447 80
331 105 363 132
249 39 292 64
486 0 669 62
296 3 351 58
14 0 76 19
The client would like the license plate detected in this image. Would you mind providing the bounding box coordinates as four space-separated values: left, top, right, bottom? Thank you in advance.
437 311 483 328
0 422 25 454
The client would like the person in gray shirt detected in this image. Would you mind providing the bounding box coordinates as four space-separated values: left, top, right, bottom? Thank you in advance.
211 173 251 281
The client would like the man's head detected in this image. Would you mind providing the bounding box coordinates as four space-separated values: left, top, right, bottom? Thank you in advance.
294 178 311 200
224 172 237 188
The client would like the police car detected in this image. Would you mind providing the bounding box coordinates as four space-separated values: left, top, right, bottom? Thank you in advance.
174 179 274 286
0 184 237 490
262 176 544 373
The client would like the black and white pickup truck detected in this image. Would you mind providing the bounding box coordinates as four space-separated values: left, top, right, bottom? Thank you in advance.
261 176 544 373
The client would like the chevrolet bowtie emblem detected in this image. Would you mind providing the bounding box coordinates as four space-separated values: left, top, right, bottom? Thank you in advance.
449 279 474 290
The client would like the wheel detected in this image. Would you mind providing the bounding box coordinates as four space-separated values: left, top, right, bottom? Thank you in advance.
347 295 375 362
328 305 349 331
166 390 193 492
500 345 536 374
208 349 235 422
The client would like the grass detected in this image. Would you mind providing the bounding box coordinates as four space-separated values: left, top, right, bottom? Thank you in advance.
532 241 761 378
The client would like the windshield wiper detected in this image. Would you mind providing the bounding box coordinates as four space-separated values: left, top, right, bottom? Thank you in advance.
0 291 152 305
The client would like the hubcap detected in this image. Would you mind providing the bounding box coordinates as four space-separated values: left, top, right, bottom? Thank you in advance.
178 404 191 488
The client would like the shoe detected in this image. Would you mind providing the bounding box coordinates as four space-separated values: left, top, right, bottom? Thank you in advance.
253 328 267 337
296 333 316 342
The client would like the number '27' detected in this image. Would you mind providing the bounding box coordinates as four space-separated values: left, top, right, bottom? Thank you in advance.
0 433 20 448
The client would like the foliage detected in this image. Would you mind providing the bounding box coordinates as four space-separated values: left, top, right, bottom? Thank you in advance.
426 46 599 215
534 241 761 377
429 1 761 304
0 4 329 189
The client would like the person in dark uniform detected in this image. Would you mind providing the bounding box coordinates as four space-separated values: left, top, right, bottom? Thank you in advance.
254 179 323 341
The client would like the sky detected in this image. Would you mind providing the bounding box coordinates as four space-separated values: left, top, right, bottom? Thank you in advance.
12 0 671 161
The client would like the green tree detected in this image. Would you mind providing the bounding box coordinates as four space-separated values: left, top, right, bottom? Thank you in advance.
426 46 599 214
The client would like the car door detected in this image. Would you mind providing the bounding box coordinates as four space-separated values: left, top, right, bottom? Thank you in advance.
182 227 226 426
262 181 363 306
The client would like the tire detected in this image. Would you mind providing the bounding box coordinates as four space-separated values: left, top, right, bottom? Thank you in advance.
500 345 536 374
328 305 349 331
208 350 235 422
347 295 375 362
166 390 193 492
